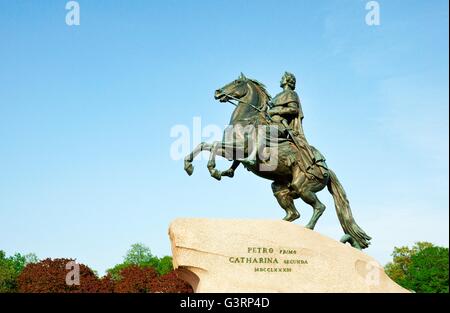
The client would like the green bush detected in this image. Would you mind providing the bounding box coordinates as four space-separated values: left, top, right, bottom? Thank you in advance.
400 246 449 293
0 251 38 292
385 242 449 293
106 243 173 280
1 246 185 293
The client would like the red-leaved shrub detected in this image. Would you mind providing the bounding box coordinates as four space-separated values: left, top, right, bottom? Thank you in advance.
113 266 193 293
18 258 102 293
17 258 192 293
96 274 115 293
158 270 193 293
113 265 159 293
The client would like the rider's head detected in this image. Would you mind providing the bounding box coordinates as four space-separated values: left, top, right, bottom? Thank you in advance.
280 72 296 90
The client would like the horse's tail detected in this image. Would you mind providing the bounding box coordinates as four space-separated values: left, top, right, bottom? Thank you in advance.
327 169 372 249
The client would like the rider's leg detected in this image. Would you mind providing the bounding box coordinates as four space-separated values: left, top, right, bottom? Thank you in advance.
271 182 300 222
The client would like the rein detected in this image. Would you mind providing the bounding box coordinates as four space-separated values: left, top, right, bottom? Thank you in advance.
221 91 273 123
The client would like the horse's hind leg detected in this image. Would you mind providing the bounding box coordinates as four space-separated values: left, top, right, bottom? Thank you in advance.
290 167 326 230
184 142 212 175
271 182 300 222
301 191 326 230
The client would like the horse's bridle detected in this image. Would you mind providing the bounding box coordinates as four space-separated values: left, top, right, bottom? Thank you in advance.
219 90 273 122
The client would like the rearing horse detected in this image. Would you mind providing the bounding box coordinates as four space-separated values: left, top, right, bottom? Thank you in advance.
184 73 371 249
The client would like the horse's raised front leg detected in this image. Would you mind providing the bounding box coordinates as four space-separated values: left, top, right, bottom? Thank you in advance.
207 141 244 181
220 160 240 178
184 142 213 176
207 141 222 180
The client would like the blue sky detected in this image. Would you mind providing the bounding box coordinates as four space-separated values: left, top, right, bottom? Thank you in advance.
0 0 448 274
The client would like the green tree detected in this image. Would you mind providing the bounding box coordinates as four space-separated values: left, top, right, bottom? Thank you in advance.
400 246 449 293
106 263 131 281
0 250 39 292
0 251 16 292
385 242 433 282
24 253 39 265
123 243 159 267
106 244 173 280
157 256 174 275
385 242 449 293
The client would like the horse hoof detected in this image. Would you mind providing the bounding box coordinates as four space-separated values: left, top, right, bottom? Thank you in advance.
283 212 300 222
290 213 300 222
184 164 194 176
211 171 222 181
340 234 362 250
222 170 234 178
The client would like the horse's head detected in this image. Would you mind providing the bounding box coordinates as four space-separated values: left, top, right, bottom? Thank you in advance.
214 73 271 124
214 73 249 103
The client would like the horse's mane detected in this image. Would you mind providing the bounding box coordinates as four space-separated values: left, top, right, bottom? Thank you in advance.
248 78 271 109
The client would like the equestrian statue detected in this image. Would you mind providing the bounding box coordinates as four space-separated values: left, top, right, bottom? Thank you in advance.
184 72 371 250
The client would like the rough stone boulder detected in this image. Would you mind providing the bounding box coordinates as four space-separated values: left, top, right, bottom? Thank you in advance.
169 218 409 293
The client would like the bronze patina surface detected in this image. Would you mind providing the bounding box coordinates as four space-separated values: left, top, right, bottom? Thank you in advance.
184 73 371 249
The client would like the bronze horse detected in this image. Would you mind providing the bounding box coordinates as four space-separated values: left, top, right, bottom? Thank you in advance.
184 74 371 249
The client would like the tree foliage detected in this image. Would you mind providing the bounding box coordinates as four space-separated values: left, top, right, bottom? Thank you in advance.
401 246 448 293
157 256 174 276
1 245 189 293
107 243 173 279
385 242 449 293
113 265 192 293
158 270 193 293
17 258 102 293
113 265 159 293
16 258 191 293
123 243 158 266
0 251 38 293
